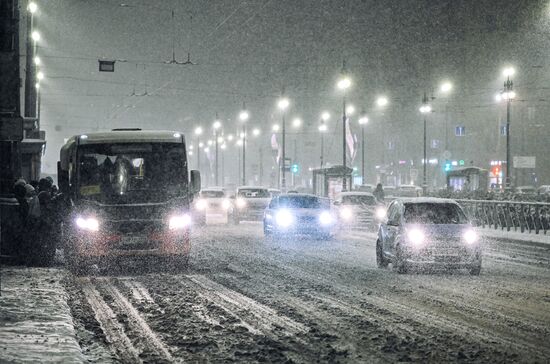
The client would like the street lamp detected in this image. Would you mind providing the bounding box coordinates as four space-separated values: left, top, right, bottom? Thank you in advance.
321 111 330 122
500 67 516 188
212 117 222 186
272 124 280 132
31 31 40 42
292 117 302 128
319 121 328 168
28 2 38 13
336 64 352 191
376 96 389 107
194 126 203 171
347 104 355 116
252 128 261 136
420 93 431 196
36 71 44 80
440 82 452 93
358 112 369 184
277 97 290 190
239 106 249 185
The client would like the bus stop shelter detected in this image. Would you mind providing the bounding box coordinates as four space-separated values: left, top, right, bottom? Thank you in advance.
312 165 353 200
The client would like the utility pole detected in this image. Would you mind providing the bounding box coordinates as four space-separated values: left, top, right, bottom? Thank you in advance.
504 76 513 188
420 92 431 196
242 124 246 185
24 4 37 121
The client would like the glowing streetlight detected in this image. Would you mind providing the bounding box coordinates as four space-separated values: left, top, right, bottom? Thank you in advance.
292 117 302 128
194 126 203 136
252 128 261 136
204 147 210 153
36 71 44 80
503 67 515 78
419 104 432 113
376 96 389 107
318 124 327 132
35 82 40 89
221 144 227 150
277 97 290 111
31 31 40 42
28 2 38 13
321 111 330 122
227 134 234 141
199 142 204 148
207 140 213 146
217 136 224 143
347 104 355 116
358 115 369 125
34 56 41 66
239 110 249 122
272 124 280 132
236 139 243 146
212 120 222 130
336 76 352 90
440 82 452 93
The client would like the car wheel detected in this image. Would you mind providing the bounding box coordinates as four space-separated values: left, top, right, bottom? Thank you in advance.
263 224 272 236
395 245 409 274
376 239 389 268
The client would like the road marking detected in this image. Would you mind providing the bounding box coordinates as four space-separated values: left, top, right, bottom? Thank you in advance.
81 279 142 363
97 279 174 362
187 275 309 337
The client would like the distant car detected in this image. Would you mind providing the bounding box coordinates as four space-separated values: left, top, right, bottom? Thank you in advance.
232 187 271 223
263 194 336 239
337 192 386 229
537 185 550 195
383 186 396 198
268 188 282 198
193 188 232 225
515 186 536 194
356 184 375 193
376 198 482 275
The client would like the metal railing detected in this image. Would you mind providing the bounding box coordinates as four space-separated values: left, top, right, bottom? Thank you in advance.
456 199 550 235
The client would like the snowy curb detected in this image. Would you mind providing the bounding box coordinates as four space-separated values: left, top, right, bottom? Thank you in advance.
0 267 84 363
477 227 550 245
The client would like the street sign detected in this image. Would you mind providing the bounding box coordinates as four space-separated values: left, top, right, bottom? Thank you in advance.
98 60 115 72
513 156 535 169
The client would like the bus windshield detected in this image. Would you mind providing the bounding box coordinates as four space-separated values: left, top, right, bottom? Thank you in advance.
77 143 187 203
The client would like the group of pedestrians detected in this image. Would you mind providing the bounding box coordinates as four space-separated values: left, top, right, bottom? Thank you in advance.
11 176 61 266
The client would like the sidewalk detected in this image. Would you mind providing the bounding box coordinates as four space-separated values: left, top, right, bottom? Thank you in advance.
0 267 84 363
477 226 550 245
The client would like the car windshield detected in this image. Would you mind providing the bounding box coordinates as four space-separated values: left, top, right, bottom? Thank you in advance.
403 203 469 224
277 195 327 209
238 189 270 198
77 143 187 203
201 190 225 198
341 195 376 206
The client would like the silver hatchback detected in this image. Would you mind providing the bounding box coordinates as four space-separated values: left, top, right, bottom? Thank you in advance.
376 198 482 274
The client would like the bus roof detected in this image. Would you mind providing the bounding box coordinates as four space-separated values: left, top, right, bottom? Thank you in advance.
74 130 185 145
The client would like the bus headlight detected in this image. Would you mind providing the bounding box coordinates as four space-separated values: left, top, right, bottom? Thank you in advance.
169 214 192 230
75 216 99 232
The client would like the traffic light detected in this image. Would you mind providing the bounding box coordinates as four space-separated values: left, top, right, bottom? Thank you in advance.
291 164 299 174
491 166 501 176
444 163 451 172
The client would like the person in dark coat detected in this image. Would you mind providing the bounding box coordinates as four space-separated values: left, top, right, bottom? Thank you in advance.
373 183 385 203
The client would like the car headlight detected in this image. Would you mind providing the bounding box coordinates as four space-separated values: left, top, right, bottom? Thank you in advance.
340 207 353 221
375 206 387 220
222 199 231 210
463 229 478 245
195 199 207 210
236 198 247 209
319 211 334 225
275 209 294 227
75 216 99 232
407 228 425 246
168 214 192 230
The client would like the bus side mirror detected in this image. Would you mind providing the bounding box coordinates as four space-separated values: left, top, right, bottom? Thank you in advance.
190 170 201 194
57 161 70 193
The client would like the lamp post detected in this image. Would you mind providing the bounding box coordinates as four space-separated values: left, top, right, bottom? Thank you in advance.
336 65 352 191
212 117 222 186
239 107 249 185
277 97 290 190
500 67 516 188
25 3 38 120
419 93 432 196
194 126 203 171
358 113 369 184
319 112 330 168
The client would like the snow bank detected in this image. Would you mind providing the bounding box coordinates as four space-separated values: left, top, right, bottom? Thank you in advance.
0 267 84 363
477 227 550 245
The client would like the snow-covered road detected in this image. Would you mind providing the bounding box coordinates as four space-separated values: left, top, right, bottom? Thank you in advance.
4 224 550 362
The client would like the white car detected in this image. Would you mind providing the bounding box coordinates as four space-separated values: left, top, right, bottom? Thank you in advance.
336 192 386 230
194 188 232 225
232 186 271 223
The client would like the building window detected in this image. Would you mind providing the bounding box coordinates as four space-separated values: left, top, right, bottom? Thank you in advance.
455 126 465 136
500 125 507 136
431 139 440 149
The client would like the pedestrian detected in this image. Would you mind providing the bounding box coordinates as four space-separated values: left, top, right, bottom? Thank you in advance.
373 183 385 203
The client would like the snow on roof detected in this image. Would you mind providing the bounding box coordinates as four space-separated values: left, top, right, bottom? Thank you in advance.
342 191 374 196
237 186 269 190
398 197 459 204
76 130 184 144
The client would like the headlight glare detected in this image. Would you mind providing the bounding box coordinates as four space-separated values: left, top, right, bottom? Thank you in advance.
340 207 353 221
407 228 425 246
375 207 387 220
275 209 293 227
169 214 192 230
75 216 99 232
463 229 478 244
195 199 207 210
236 198 247 208
319 211 333 225
222 199 231 210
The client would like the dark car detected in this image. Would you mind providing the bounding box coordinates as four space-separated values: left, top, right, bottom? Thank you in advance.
263 194 336 239
376 198 482 274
